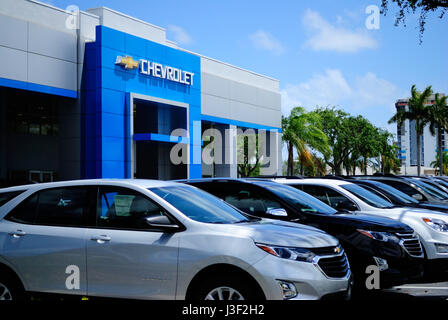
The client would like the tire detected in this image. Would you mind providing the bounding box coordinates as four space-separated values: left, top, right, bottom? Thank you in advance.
0 271 24 301
192 274 263 301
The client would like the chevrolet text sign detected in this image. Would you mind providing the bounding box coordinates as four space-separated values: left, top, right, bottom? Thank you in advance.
116 55 195 86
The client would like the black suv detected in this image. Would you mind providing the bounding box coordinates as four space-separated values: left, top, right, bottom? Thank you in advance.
360 176 448 205
181 178 425 289
351 179 448 214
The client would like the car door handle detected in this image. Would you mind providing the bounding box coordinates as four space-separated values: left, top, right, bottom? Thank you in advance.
9 230 27 238
90 235 111 243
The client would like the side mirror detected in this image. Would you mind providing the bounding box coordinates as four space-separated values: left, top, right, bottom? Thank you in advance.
412 194 423 201
266 208 288 217
336 200 357 212
144 215 180 232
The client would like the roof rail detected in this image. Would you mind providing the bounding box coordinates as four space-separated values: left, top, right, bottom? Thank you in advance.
251 175 304 179
372 173 398 177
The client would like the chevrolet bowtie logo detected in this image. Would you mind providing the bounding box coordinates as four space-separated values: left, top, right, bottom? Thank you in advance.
115 55 139 70
334 246 341 254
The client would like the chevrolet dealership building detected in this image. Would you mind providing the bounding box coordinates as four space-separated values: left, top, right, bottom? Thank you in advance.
0 0 282 185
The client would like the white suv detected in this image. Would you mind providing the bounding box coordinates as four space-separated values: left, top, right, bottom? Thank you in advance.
0 179 351 300
272 178 448 276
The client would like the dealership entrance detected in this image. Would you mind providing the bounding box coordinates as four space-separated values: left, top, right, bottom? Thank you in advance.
131 94 189 180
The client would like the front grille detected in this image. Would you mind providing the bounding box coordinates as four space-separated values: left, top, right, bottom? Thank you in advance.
396 232 424 258
317 253 350 279
311 246 342 256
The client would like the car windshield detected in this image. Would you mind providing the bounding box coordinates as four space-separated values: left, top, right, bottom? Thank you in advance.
408 179 448 200
367 181 419 204
149 185 251 224
434 179 448 190
341 184 395 208
256 181 337 215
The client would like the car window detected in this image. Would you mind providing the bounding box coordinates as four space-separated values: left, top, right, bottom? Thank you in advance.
299 184 350 210
150 185 250 224
97 187 168 230
5 193 38 224
34 187 91 227
0 191 25 207
221 184 285 217
377 180 427 201
341 184 394 208
359 185 393 202
408 179 448 200
368 181 418 204
255 182 337 215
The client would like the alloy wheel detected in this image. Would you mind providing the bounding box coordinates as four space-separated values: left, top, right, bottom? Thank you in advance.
0 283 12 301
205 286 244 300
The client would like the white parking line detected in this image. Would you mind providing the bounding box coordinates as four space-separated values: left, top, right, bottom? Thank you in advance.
393 286 448 290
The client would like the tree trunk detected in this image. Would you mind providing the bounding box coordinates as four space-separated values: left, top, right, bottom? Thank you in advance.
416 131 422 176
287 143 294 175
438 128 443 176
364 157 368 175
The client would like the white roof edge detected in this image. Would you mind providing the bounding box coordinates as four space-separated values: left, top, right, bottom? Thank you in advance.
26 1 100 20
86 6 166 32
79 9 100 19
178 48 279 83
27 0 72 14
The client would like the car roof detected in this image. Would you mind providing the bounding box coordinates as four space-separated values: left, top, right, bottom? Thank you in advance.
179 177 274 185
273 178 351 186
0 179 179 193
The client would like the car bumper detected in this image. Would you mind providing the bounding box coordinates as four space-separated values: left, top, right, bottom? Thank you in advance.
247 254 351 300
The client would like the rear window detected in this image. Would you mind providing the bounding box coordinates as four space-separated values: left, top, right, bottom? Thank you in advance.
0 191 25 207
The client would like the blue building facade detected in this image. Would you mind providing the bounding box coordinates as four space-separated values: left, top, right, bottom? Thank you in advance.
0 3 282 186
83 26 202 179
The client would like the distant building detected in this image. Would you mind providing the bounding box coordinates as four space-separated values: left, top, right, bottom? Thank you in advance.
395 94 447 175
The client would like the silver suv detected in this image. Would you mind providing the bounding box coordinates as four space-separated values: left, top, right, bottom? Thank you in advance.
0 179 351 300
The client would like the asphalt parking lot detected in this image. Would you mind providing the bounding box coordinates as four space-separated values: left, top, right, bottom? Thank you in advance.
357 281 448 300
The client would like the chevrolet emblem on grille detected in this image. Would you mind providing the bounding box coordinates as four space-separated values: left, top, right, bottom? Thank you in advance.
334 246 341 254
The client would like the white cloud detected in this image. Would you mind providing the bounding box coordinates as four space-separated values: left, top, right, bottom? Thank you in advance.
280 69 406 116
281 69 352 114
249 30 285 55
167 25 192 45
303 9 377 53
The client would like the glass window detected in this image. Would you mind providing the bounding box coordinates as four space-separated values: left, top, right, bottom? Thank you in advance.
410 179 448 200
0 191 24 207
5 193 38 224
97 187 168 230
150 185 250 224
298 184 351 210
219 185 285 217
410 179 447 200
367 181 418 204
35 187 90 227
377 180 426 200
255 182 337 215
341 184 394 208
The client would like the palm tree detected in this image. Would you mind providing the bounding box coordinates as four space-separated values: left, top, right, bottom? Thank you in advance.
282 115 298 175
282 107 329 175
427 93 448 176
431 151 448 175
389 85 433 176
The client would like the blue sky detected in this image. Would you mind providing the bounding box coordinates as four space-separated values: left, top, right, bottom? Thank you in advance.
43 0 447 133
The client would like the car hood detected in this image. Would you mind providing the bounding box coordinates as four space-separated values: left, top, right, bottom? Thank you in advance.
312 212 412 232
361 207 448 223
222 219 339 248
419 203 448 213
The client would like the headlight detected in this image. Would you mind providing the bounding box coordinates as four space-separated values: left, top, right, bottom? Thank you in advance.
357 229 400 243
423 218 448 232
256 243 316 263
